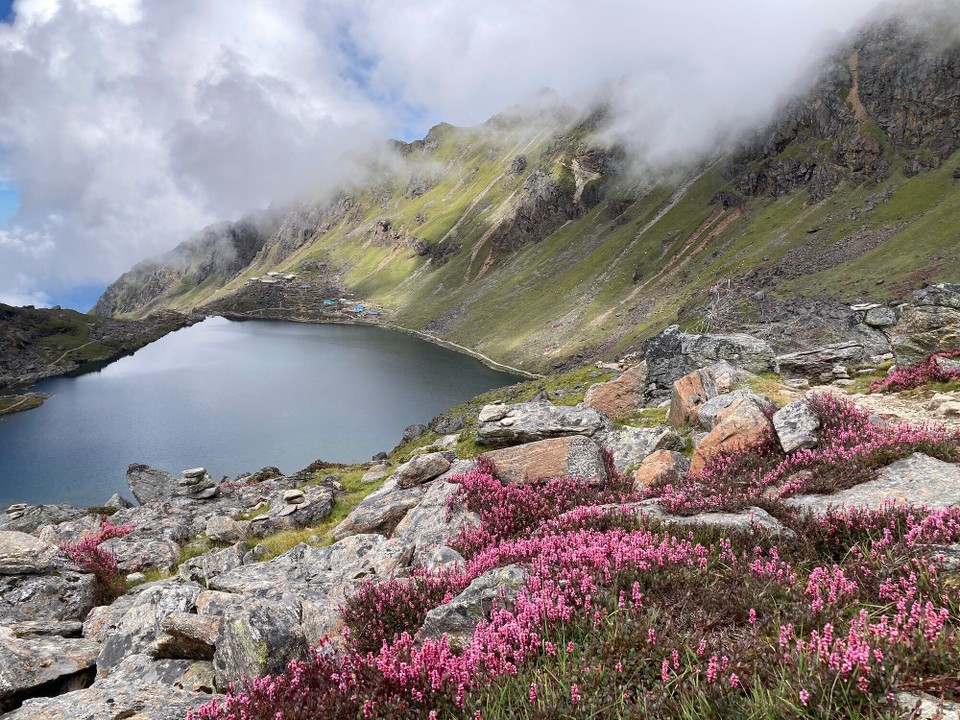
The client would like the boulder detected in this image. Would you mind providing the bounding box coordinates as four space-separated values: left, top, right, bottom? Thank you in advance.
777 342 864 380
246 485 334 538
99 514 187 573
96 580 201 677
213 595 308 691
147 612 220 661
689 398 772 476
669 368 719 428
394 452 453 489
208 535 413 644
1 504 86 534
126 464 178 505
603 426 685 473
104 493 135 510
417 546 467 573
890 303 960 365
0 626 99 713
629 503 793 537
680 334 778 375
480 436 608 485
785 453 960 513
914 283 960 309
643 327 775 396
361 465 389 483
632 450 690 490
401 423 428 443
698 390 775 430
178 543 247 585
0 564 97 623
204 515 246 544
0 531 60 574
476 402 611 447
772 399 821 453
333 478 429 541
583 362 648 419
420 564 527 648
393 468 480 555
864 306 896 328
3 654 210 719
36 515 103 547
896 692 960 720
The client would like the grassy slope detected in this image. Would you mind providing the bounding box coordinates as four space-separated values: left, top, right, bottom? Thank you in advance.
129 122 960 374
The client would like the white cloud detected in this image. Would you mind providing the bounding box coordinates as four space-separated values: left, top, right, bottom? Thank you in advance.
0 0 890 304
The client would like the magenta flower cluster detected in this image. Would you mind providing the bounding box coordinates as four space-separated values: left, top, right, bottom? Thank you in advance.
870 349 960 393
60 517 134 603
189 396 960 719
656 392 958 514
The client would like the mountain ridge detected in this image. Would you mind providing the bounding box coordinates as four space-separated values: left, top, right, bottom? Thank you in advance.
93 16 960 374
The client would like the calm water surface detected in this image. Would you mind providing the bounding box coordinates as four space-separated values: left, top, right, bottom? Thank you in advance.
0 317 519 507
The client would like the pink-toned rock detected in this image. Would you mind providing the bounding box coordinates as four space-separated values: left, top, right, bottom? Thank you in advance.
584 362 648 420
480 436 607 485
632 450 690 491
669 368 718 428
689 399 772 476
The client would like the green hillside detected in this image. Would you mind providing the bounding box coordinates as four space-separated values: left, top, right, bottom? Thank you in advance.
94 20 960 374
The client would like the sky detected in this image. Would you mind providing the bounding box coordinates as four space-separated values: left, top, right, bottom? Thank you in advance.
0 0 891 310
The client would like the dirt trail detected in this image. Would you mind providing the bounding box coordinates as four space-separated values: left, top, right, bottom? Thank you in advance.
819 385 960 431
49 340 97 368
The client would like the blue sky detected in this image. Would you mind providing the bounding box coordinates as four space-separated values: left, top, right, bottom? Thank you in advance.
0 0 13 24
0 184 17 226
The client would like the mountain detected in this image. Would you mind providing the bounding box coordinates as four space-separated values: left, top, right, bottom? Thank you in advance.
93 17 960 374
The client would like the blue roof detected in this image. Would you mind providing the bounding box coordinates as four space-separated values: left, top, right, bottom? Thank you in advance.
299 284 311 289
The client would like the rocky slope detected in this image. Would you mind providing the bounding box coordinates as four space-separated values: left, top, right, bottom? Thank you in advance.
0 304 199 391
3 284 960 717
93 16 960 374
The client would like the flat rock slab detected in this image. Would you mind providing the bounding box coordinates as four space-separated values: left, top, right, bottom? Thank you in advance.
0 565 97 623
777 342 864 379
476 402 611 447
0 627 100 712
0 531 60 575
4 654 210 720
786 453 960 513
480 436 607 485
583 502 793 537
209 534 411 597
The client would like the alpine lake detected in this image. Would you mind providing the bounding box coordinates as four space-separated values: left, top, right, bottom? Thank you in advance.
0 317 521 507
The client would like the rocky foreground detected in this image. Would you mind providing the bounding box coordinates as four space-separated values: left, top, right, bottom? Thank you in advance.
3 285 960 718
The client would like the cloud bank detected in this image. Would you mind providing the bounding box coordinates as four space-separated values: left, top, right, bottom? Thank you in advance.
0 0 886 307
